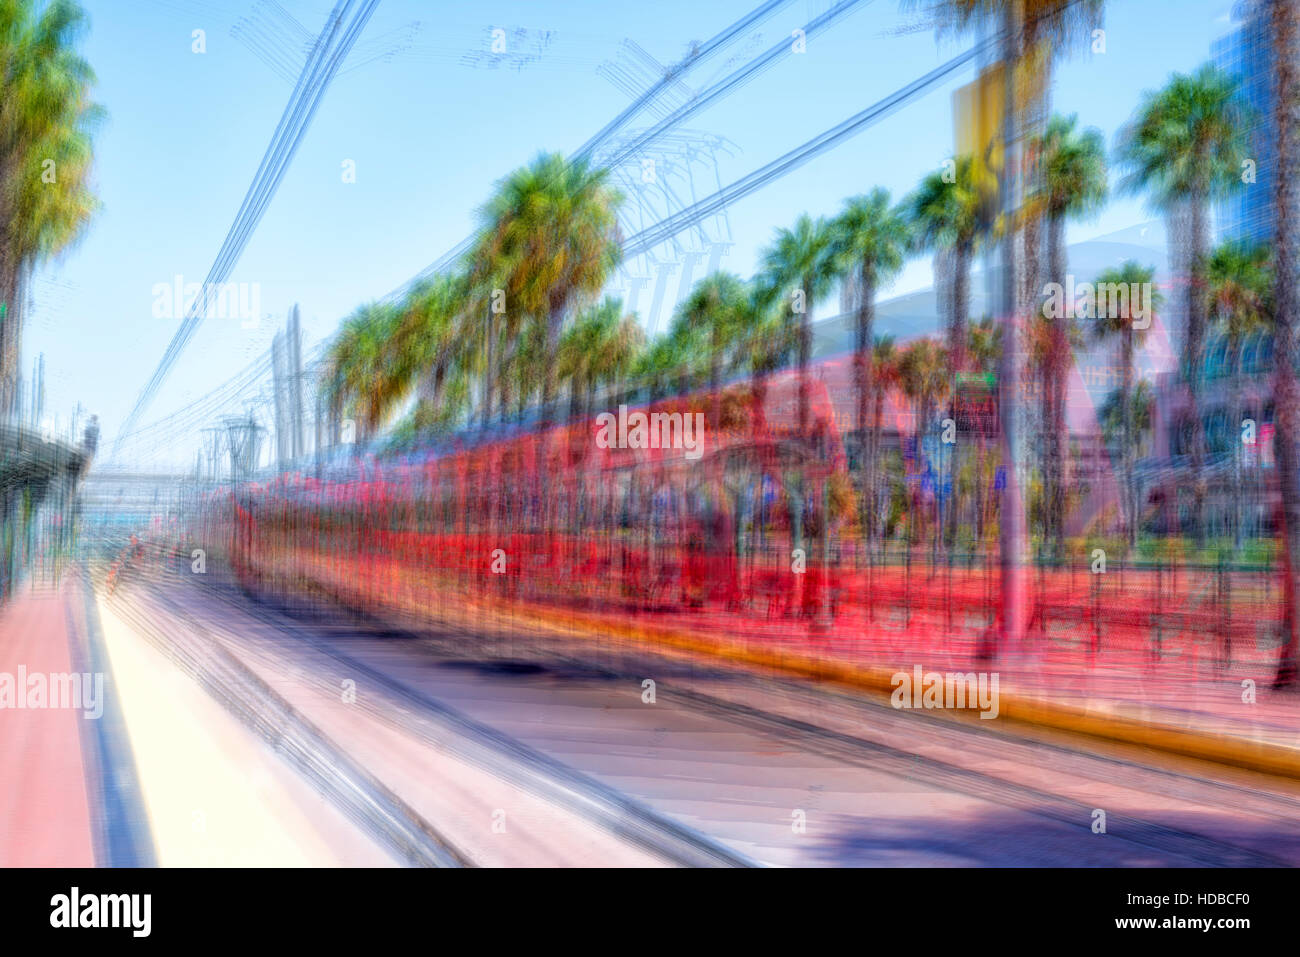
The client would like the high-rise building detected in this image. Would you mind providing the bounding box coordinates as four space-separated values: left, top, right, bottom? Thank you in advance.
1213 0 1274 246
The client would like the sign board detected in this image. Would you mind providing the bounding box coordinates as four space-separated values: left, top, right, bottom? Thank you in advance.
955 380 999 437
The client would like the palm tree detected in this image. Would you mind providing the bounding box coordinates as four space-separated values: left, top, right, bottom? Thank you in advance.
1208 241 1271 380
506 320 546 423
908 157 992 552
1090 261 1161 549
899 337 952 562
758 214 838 562
396 273 472 430
554 297 642 536
1099 379 1155 535
907 0 1105 657
666 272 756 598
731 289 796 578
557 310 596 420
1033 113 1107 559
669 272 750 432
1268 0 1300 687
867 335 901 547
1098 378 1155 522
635 330 691 407
965 317 1001 539
558 297 644 420
759 214 838 441
907 157 988 373
0 0 102 415
1205 241 1274 552
1206 241 1269 564
589 303 644 403
325 301 405 442
726 287 792 464
1024 301 1080 552
327 275 474 440
474 152 624 426
831 189 910 548
1115 64 1246 544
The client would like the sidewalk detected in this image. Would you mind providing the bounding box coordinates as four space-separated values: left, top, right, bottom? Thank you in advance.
0 578 98 867
1 567 398 868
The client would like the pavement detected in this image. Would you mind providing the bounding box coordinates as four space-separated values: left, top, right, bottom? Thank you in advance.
0 570 398 867
0 577 97 867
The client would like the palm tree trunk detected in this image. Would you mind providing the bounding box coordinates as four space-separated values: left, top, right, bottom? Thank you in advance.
540 307 564 547
948 250 969 549
797 281 812 441
709 334 722 434
1051 355 1067 559
871 386 885 550
952 247 970 375
418 363 447 427
1121 330 1136 549
0 256 23 418
1043 213 1067 560
706 332 736 601
1230 336 1245 553
855 273 875 545
792 282 812 594
1270 0 1300 687
483 305 494 429
1187 197 1210 546
543 307 564 425
499 340 516 424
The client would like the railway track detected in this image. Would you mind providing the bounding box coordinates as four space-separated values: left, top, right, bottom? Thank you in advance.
104 581 472 868
127 560 1299 867
117 568 756 868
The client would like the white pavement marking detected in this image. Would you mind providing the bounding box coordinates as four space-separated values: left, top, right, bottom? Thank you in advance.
95 595 399 867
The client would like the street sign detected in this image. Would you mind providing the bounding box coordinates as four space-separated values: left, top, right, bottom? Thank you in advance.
956 380 998 436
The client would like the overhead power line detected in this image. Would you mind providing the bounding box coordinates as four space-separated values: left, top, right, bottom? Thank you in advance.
381 0 802 305
599 0 872 174
115 0 381 451
623 39 991 258
572 0 797 162
117 0 868 457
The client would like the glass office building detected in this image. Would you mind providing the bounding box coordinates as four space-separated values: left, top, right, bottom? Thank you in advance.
1213 0 1274 246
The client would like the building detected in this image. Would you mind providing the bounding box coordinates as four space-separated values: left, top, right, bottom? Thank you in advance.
1213 0 1274 247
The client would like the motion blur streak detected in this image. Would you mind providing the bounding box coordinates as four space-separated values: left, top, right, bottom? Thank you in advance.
7 0 1300 870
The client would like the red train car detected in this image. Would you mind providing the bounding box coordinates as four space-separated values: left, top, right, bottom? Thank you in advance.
208 366 854 629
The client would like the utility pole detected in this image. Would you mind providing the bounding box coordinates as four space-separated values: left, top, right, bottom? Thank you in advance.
223 413 262 485
315 381 325 478
271 329 288 465
201 427 225 483
288 304 304 459
993 0 1028 660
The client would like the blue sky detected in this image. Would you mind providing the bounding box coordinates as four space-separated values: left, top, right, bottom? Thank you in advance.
26 0 1243 468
